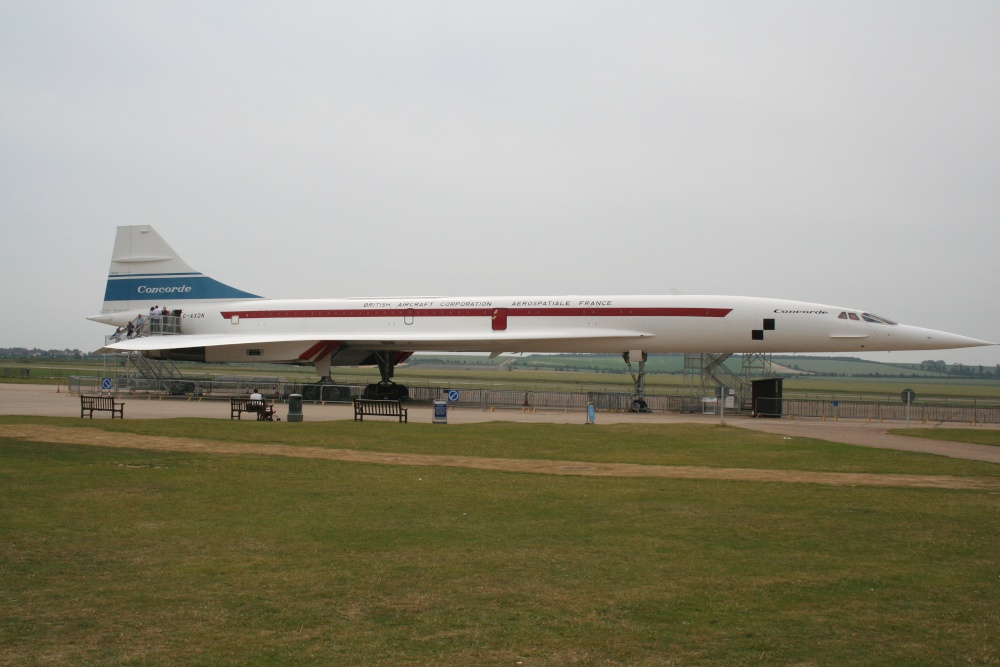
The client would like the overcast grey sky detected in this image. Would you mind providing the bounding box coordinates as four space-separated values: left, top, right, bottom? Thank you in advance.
1 1 997 366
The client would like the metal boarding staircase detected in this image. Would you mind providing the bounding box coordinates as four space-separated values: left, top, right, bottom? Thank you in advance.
684 352 773 410
102 313 187 392
104 351 186 393
134 353 184 384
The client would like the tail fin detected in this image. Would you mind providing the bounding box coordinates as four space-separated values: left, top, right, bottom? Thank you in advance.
100 225 262 313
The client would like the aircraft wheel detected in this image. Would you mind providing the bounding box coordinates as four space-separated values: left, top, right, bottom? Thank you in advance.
630 399 648 413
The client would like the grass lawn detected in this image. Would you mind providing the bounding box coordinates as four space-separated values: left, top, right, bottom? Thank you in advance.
1 418 998 665
7 416 1000 479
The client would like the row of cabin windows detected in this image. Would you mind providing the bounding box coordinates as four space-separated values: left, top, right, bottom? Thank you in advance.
838 311 897 325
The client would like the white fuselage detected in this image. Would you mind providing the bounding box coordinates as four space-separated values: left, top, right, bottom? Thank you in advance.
96 294 989 365
91 227 994 370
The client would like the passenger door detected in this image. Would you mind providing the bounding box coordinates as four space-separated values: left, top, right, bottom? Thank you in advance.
491 308 508 331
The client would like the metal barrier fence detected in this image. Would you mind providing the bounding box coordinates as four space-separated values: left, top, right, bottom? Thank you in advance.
69 376 306 400
410 388 697 413
69 376 366 404
754 397 1000 424
67 375 1000 423
69 377 700 413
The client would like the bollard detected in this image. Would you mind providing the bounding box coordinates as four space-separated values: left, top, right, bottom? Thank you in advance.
287 393 303 423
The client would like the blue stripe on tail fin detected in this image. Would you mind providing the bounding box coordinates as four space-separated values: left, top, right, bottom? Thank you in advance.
100 226 262 313
103 273 261 303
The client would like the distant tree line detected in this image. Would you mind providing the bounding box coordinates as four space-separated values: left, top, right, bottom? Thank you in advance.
920 360 1000 377
0 348 87 360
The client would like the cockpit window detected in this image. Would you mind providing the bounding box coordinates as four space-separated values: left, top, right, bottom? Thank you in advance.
839 310 897 325
861 312 897 325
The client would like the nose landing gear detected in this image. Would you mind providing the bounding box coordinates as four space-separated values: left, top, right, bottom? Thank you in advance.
623 351 651 413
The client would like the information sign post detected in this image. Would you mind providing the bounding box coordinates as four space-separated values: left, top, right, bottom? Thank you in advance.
716 386 728 426
433 399 448 424
901 389 917 429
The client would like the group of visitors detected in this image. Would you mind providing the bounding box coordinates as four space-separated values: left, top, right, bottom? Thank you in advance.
110 305 172 342
111 320 138 341
148 305 167 331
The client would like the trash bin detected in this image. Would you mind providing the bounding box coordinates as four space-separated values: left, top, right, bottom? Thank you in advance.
287 393 303 423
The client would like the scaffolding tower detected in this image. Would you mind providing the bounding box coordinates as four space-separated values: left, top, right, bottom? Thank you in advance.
683 352 773 409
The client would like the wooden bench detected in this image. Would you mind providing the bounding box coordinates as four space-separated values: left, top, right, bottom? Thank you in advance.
80 395 124 419
230 398 274 421
353 399 408 423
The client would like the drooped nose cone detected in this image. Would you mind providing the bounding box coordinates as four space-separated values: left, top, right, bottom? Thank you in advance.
876 324 995 351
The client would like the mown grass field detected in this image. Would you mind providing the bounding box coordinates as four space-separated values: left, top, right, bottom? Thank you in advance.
1 416 998 665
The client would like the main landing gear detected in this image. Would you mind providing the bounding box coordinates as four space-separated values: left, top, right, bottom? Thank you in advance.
362 351 410 400
623 350 651 413
312 347 410 400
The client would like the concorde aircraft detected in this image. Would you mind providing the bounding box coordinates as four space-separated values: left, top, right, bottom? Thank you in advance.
91 225 993 400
